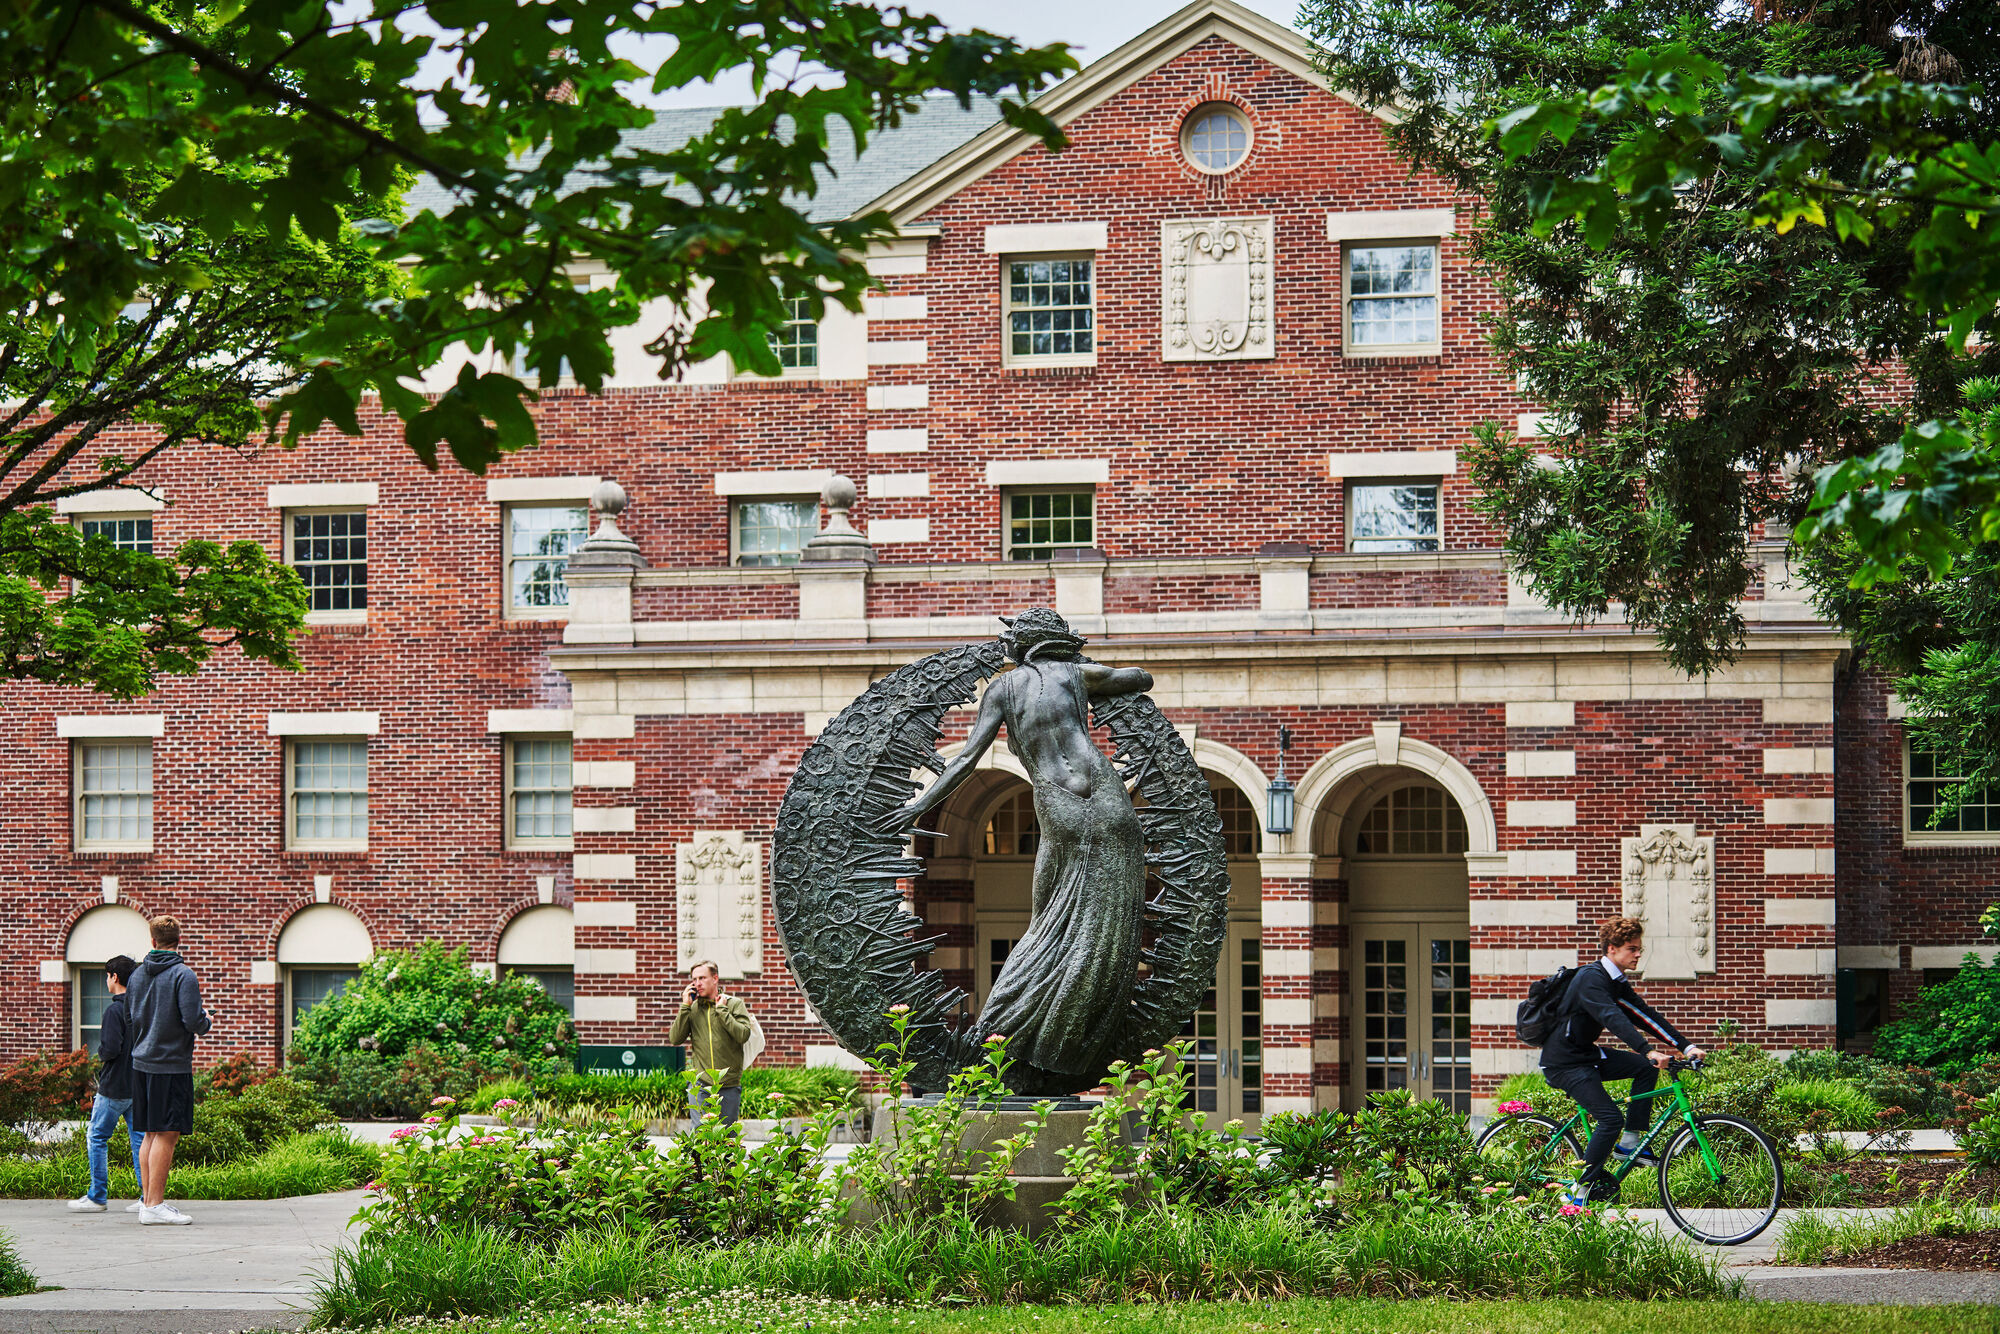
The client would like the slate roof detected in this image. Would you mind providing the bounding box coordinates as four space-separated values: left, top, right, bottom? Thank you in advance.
400 93 1009 224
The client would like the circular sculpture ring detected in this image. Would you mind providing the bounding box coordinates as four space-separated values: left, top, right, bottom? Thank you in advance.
770 631 1231 1095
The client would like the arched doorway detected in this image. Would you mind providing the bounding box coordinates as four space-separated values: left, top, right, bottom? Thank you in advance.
499 905 575 1015
1331 772 1473 1112
276 904 373 1044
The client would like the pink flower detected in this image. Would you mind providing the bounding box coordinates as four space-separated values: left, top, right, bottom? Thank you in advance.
466 1135 502 1146
422 1115 443 1124
363 1180 382 1191
984 1033 1007 1045
493 1098 520 1110
390 1125 422 1140
1480 1185 1499 1195
430 1096 456 1107
1498 1100 1534 1115
1559 1203 1590 1217
887 1004 911 1014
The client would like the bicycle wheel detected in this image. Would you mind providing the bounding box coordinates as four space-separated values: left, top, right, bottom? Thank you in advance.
1475 1114 1582 1193
1656 1113 1784 1245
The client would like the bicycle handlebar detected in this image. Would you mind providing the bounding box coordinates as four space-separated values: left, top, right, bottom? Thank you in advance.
1667 1055 1706 1073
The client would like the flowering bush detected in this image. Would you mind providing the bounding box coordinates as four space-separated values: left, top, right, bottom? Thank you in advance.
289 943 575 1069
1498 1100 1535 1115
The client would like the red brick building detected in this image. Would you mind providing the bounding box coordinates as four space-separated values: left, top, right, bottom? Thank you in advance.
7 1 1994 1119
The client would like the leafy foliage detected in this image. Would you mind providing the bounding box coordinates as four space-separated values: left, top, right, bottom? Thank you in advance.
288 943 574 1066
1963 1094 2000 1173
1875 955 2000 1075
0 1230 35 1299
0 1126 378 1200
467 1066 863 1124
179 1075 334 1166
0 1049 94 1133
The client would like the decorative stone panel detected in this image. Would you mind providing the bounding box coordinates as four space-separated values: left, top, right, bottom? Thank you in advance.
1161 217 1273 361
1620 824 1715 980
675 830 764 978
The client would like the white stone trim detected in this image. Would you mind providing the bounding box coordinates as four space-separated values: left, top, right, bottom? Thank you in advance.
55 488 167 515
485 475 601 503
1261 948 1313 978
574 713 636 739
1263 998 1312 1027
1506 702 1575 728
866 385 929 410
1261 900 1312 929
1290 734 1498 859
1506 750 1576 777
1471 947 1579 975
1764 798 1835 824
572 807 637 834
1470 999 1515 1026
1763 747 1834 774
1910 945 2000 971
863 295 928 321
1324 208 1457 243
1762 698 1833 724
574 760 635 788
1326 450 1457 479
1763 898 1836 925
1504 850 1578 878
984 222 1109 254
1765 999 1836 1027
806 1044 866 1070
573 995 638 1023
249 961 280 985
867 473 931 498
866 427 930 453
1469 898 1576 926
267 482 379 509
574 949 636 974
868 518 931 545
713 470 831 496
486 708 573 734
1507 800 1575 827
1837 945 1900 970
573 853 637 882
574 902 637 928
39 961 67 983
1763 848 1835 876
57 714 165 739
268 711 380 736
866 340 927 366
1470 1049 1541 1076
983 458 1112 487
1765 949 1836 975
1262 1046 1312 1075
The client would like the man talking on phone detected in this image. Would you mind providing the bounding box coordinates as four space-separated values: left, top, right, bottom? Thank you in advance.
667 961 755 1126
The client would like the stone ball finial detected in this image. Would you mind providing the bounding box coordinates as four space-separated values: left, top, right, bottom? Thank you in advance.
823 474 857 511
591 478 628 517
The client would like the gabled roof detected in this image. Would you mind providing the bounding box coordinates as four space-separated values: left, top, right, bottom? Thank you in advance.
856 0 1367 226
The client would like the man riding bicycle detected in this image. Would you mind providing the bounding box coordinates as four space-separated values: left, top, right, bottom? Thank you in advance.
1542 916 1704 1204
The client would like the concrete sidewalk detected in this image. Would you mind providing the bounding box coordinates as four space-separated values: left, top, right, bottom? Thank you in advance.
1624 1207 2000 1305
0 1192 363 1334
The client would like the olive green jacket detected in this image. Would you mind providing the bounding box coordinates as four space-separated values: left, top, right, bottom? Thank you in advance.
668 995 753 1088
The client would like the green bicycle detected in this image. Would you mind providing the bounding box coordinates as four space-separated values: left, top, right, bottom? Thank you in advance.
1474 1058 1784 1245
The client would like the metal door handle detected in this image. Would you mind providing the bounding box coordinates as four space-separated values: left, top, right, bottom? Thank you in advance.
1418 1052 1429 1079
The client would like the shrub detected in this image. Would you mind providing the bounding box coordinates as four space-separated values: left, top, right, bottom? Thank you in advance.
0 1050 94 1131
1770 1079 1883 1132
0 1230 34 1298
180 1076 334 1165
288 943 575 1069
462 1066 864 1123
1875 956 2000 1075
198 1051 281 1099
1962 1093 2000 1173
0 1128 379 1200
292 1043 554 1121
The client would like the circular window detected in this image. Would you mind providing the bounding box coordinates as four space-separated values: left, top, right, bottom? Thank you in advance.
1181 104 1251 174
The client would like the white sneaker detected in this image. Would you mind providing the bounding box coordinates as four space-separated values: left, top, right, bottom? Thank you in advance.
124 1202 144 1213
66 1196 107 1212
138 1203 192 1225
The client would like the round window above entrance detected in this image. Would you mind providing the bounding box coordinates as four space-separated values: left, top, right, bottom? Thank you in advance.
1181 104 1251 174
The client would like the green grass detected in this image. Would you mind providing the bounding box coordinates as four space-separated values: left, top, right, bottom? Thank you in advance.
1775 1199 2000 1265
464 1066 862 1123
0 1229 36 1298
0 1128 380 1200
310 1295 2000 1334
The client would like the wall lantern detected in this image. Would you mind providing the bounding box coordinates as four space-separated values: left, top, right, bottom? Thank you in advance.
1266 724 1295 836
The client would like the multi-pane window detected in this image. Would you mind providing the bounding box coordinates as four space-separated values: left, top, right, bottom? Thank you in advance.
1005 256 1095 362
733 498 818 567
77 968 112 1052
1005 489 1094 560
1210 781 1261 857
506 506 589 613
288 512 368 613
513 968 575 1016
289 968 359 1028
1349 483 1440 553
1182 106 1250 173
79 516 154 555
509 737 574 846
290 740 368 848
76 741 153 850
769 295 819 371
1345 243 1440 350
984 789 1040 856
1905 742 2000 838
1352 785 1468 856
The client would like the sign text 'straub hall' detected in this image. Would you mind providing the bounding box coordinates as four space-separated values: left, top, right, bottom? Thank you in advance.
9 1 1995 1118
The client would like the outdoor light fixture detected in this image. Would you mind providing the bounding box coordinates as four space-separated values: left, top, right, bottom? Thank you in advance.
1266 724 1295 836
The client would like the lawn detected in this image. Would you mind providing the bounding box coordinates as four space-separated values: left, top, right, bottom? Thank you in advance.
0 1129 378 1200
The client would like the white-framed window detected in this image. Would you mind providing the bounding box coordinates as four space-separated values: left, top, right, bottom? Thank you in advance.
984 789 1040 856
1004 254 1096 366
1352 784 1468 856
74 740 153 852
732 496 818 567
75 966 113 1052
77 515 154 555
1343 241 1441 355
505 505 589 615
769 294 819 372
288 739 368 851
1904 739 2000 843
1210 780 1261 858
287 510 368 616
1181 103 1251 174
1004 487 1095 561
287 967 360 1031
1348 481 1441 552
508 736 574 849
511 967 575 1016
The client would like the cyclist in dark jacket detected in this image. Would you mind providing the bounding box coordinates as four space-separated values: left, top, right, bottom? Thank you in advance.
1541 916 1704 1203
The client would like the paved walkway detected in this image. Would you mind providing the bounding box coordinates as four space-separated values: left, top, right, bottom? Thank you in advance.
0 1192 362 1334
1623 1208 2000 1305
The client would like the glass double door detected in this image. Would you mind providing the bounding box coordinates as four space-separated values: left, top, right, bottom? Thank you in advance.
1178 921 1262 1130
1350 922 1472 1112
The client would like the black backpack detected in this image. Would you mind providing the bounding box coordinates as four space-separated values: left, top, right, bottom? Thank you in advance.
1515 965 1580 1046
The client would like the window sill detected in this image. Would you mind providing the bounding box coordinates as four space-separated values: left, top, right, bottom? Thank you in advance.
1900 839 2000 855
502 615 570 628
1003 363 1096 378
280 848 370 860
506 841 575 856
1340 348 1443 363
72 848 154 860
305 610 369 628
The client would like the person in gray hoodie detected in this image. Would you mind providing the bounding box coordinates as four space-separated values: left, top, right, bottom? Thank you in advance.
126 916 211 1225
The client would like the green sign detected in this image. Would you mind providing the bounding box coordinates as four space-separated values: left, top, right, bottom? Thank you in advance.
576 1044 685 1078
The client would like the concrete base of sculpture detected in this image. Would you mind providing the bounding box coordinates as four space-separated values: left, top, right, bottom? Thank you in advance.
847 1102 1142 1235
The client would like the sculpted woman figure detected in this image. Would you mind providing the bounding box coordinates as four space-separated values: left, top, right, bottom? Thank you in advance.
887 608 1152 1081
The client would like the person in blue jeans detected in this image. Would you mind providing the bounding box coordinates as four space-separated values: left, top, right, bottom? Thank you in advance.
68 955 143 1213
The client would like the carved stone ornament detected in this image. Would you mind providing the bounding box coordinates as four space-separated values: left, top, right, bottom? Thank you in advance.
770 616 1231 1096
1161 217 1274 362
675 831 763 979
1619 824 1716 980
